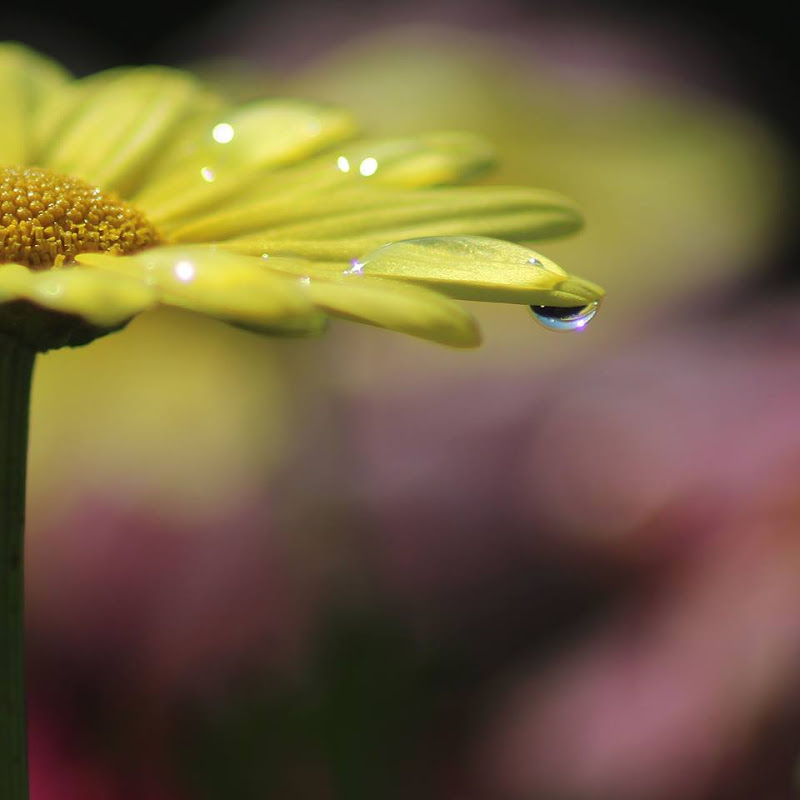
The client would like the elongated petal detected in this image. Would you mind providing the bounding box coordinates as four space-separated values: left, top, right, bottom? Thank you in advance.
219 187 582 266
269 186 580 240
0 43 70 164
0 263 155 327
38 68 216 196
230 131 497 198
171 182 573 244
261 235 603 306
302 274 481 347
152 132 492 237
77 247 326 334
133 100 357 224
166 134 503 240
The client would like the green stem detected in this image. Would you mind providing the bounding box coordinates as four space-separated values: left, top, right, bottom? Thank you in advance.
0 336 35 800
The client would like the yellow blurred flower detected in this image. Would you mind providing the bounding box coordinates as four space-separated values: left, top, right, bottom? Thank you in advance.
0 42 603 352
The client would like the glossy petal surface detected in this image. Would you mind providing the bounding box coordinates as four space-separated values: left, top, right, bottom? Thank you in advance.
0 263 155 327
304 274 482 347
77 248 325 334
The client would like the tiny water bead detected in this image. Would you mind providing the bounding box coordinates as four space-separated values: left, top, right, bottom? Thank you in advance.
348 235 604 327
530 300 600 331
0 167 159 269
330 133 497 188
211 122 235 144
335 155 380 176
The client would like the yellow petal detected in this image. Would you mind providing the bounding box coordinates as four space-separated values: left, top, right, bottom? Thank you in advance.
155 122 490 243
133 100 357 224
38 67 217 196
0 43 70 164
270 186 579 240
166 134 503 240
302 274 481 347
170 181 571 244
77 246 325 334
294 235 603 305
218 186 582 263
238 131 497 196
0 262 155 328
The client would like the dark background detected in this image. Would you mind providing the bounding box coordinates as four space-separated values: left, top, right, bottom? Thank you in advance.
5 1 795 133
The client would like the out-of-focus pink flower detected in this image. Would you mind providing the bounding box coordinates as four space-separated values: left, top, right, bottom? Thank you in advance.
349 302 800 799
483 490 800 800
27 496 313 698
25 301 800 800
29 699 183 800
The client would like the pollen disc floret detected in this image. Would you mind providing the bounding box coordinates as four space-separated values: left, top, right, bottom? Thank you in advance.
0 166 160 269
0 167 161 350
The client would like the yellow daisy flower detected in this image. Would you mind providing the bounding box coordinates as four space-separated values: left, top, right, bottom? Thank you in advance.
0 42 603 353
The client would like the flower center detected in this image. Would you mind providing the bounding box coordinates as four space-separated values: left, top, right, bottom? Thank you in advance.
0 166 160 269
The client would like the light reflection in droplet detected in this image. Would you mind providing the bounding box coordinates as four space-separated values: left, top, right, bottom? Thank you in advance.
174 260 196 283
212 122 235 144
299 275 311 285
337 156 351 173
529 301 599 331
200 167 215 182
359 157 378 177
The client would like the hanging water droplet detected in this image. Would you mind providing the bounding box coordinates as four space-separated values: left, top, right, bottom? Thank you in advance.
530 301 599 331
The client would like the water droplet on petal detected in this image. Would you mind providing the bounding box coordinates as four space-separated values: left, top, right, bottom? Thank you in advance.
530 301 599 331
351 235 603 315
344 258 364 275
174 259 196 283
359 157 378 176
41 280 63 297
211 122 235 144
351 236 565 284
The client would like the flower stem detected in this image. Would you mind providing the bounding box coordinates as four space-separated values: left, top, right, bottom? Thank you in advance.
0 336 35 800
